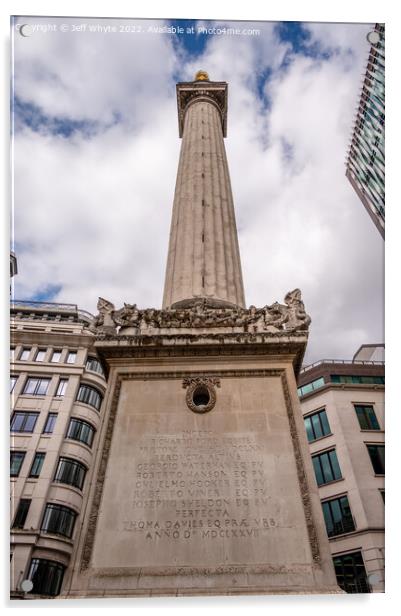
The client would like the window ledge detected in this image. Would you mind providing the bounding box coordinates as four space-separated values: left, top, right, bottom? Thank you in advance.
360 429 384 433
308 433 334 444
65 437 93 453
10 430 36 435
317 477 344 488
85 368 106 380
73 400 100 412
39 530 74 544
51 481 84 496
327 528 357 540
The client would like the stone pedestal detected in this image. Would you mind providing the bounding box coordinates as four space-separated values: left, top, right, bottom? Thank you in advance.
63 307 341 597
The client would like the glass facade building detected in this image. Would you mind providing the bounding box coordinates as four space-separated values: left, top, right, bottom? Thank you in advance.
346 23 385 238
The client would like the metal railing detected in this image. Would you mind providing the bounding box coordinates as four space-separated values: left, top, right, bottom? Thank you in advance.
10 300 94 322
300 358 384 374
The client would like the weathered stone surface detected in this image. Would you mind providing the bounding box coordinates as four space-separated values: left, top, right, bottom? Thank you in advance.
65 349 340 597
89 289 311 338
163 80 245 309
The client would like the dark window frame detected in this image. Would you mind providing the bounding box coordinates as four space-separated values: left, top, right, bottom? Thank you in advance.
42 413 57 434
304 408 331 442
333 551 370 593
312 449 342 486
85 356 105 377
51 350 62 363
19 347 31 361
10 412 39 433
76 383 102 411
34 349 47 362
10 375 18 393
54 457 87 491
12 499 31 529
29 452 46 478
22 377 51 396
27 558 65 596
322 495 355 537
66 418 95 448
41 503 77 539
66 351 77 364
366 444 385 474
354 404 380 430
11 451 26 477
55 378 68 397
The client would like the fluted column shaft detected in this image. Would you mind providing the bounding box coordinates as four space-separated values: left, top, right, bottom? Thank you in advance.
163 94 245 309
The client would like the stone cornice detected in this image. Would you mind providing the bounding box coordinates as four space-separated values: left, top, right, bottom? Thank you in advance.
94 333 308 375
10 329 94 349
176 80 228 137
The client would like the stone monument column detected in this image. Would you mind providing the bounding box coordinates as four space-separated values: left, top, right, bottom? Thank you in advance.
163 71 245 309
65 72 341 599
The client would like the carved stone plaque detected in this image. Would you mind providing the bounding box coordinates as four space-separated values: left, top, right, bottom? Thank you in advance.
90 374 314 573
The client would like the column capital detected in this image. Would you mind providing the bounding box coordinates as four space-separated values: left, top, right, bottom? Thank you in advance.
176 80 228 138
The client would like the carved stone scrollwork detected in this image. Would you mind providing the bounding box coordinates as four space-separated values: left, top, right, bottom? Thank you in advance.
89 290 311 339
182 376 221 414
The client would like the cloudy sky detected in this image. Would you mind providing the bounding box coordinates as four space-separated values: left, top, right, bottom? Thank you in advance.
11 16 384 365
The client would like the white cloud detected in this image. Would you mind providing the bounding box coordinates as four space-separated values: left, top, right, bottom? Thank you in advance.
12 17 384 364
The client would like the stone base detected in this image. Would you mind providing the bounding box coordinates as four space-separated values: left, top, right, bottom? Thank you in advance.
63 586 344 599
64 336 341 599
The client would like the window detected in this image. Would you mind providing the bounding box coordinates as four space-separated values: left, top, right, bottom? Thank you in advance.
22 377 51 396
12 499 31 529
29 453 46 478
66 418 95 447
11 412 39 433
19 348 31 361
86 356 105 376
51 350 62 363
330 374 384 385
43 413 57 434
322 496 355 537
76 384 102 411
54 457 87 490
304 409 331 442
10 451 26 476
333 552 370 593
27 558 65 596
297 377 325 397
35 349 46 362
67 351 77 364
55 378 68 397
367 444 385 474
10 375 18 393
380 489 385 503
312 449 342 486
354 405 380 430
41 503 77 538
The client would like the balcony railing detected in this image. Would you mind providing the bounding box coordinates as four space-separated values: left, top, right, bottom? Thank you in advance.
300 358 384 374
10 300 94 323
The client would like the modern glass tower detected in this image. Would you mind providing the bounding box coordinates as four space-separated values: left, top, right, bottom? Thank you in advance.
346 23 385 238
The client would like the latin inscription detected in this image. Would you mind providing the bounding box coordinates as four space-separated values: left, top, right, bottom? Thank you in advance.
123 430 277 541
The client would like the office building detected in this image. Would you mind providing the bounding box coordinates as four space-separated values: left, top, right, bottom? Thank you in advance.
346 23 385 237
298 345 385 592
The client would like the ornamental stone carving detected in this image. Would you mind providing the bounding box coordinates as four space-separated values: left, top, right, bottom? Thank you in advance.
182 376 221 413
89 290 311 338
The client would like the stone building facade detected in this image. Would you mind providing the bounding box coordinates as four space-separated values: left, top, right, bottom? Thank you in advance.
10 301 105 598
298 346 385 592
